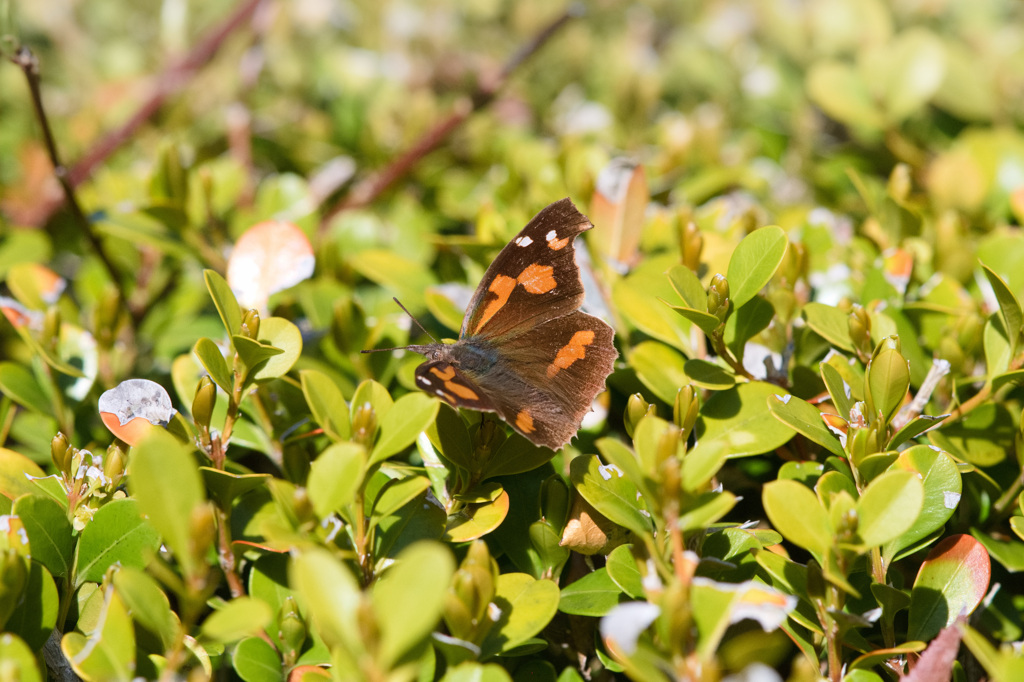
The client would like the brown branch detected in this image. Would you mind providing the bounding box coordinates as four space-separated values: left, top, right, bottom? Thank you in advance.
10 47 123 292
30 0 266 225
318 5 582 235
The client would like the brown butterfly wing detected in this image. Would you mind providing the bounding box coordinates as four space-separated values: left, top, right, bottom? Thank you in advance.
457 311 617 450
460 198 591 341
414 359 497 412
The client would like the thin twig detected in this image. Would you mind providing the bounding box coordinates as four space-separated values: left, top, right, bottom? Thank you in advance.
318 6 582 235
29 0 265 225
10 47 123 293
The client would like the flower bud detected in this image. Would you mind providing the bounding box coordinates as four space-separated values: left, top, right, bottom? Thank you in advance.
192 376 216 431
848 305 872 359
95 285 121 348
624 393 654 438
888 163 911 203
278 596 306 665
42 306 61 351
352 402 377 448
707 274 730 324
681 220 703 272
51 432 71 476
241 309 260 340
673 385 698 441
104 444 126 491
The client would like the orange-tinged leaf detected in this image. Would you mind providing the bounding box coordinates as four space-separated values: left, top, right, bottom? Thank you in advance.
227 220 315 311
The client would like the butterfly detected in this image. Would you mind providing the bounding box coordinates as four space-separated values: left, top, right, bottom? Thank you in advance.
365 198 617 450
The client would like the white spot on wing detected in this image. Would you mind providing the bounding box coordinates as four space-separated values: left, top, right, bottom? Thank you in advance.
515 235 533 247
418 376 432 386
546 230 558 242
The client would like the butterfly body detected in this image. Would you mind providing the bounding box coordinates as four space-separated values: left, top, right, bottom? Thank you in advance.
399 198 617 450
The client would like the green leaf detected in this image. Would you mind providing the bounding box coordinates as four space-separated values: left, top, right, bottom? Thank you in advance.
480 432 557 480
200 468 271 511
252 317 303 381
0 362 51 414
854 470 924 549
0 633 43 682
882 446 962 563
113 567 178 650
76 499 160 586
370 392 439 465
0 448 46 500
807 61 885 130
821 363 853 420
605 545 643 599
726 226 787 308
308 442 366 519
233 335 285 382
678 491 737 532
880 28 946 124
431 404 473 472
803 303 855 352
768 394 845 458
201 597 273 644
193 338 233 395
984 314 1012 379
613 257 694 353
763 479 832 557
373 542 455 667
232 636 284 682
443 491 510 543
888 414 945 451
666 264 708 310
691 382 796 459
289 548 361 652
665 302 720 336
724 295 775 358
128 429 204 579
865 341 910 424
981 263 1023 357
5 561 59 650
558 568 623 616
351 380 394 426
300 370 351 441
205 269 242 336
61 585 135 682
374 490 446 561
908 535 991 641
13 494 74 579
570 455 651 537
681 440 728 492
628 341 690 404
683 359 737 390
480 573 560 658
370 475 431 520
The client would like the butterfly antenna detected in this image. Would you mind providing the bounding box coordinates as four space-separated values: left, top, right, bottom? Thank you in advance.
391 297 439 343
360 297 438 353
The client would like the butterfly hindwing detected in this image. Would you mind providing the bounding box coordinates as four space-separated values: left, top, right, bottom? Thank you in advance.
414 360 496 412
461 311 616 449
461 198 591 340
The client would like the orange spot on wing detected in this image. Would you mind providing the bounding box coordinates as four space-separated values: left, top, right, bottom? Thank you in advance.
445 381 479 401
475 274 517 332
516 409 536 433
431 366 457 381
548 236 569 250
517 264 556 294
547 330 596 378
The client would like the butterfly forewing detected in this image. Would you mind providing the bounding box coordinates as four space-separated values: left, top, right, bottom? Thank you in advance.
461 198 591 340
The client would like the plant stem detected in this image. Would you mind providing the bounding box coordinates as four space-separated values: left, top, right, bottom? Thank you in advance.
9 47 124 296
318 6 580 234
